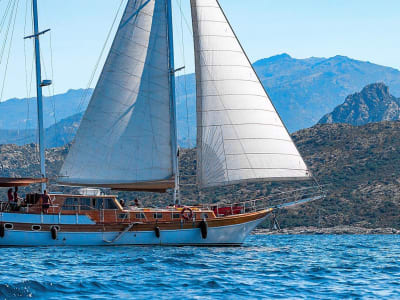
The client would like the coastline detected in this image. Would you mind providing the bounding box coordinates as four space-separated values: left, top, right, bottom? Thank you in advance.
254 225 400 235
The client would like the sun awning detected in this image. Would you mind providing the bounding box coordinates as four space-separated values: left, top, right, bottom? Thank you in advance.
58 178 175 193
0 178 48 187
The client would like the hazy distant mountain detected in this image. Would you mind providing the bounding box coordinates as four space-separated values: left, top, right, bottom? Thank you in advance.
0 112 83 148
319 83 400 125
174 54 400 136
2 54 400 147
0 89 91 130
254 54 400 131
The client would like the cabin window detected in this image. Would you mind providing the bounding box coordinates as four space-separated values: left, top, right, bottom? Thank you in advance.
104 198 118 209
79 198 92 210
93 198 104 210
172 213 181 219
62 198 78 211
92 198 118 210
201 213 209 219
136 213 145 219
153 213 163 219
118 213 129 220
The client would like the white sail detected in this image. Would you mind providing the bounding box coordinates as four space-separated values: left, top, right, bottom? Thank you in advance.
58 0 175 192
191 0 311 188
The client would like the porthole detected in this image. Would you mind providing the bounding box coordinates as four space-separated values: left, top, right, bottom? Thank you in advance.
32 225 41 231
4 223 13 230
51 225 60 231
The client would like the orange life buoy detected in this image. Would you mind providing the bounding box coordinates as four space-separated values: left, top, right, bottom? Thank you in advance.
181 207 193 221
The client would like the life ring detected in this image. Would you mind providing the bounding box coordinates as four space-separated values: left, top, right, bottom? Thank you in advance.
51 226 58 240
199 220 208 239
181 207 193 221
0 223 4 238
154 226 161 238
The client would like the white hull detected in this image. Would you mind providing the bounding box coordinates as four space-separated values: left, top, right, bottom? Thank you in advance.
0 217 266 247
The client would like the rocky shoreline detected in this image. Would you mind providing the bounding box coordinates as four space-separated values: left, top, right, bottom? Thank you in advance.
254 225 400 235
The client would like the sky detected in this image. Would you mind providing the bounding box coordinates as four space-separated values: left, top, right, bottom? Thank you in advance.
0 0 400 101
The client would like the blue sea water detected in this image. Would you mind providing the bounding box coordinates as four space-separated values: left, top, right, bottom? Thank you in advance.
0 235 399 299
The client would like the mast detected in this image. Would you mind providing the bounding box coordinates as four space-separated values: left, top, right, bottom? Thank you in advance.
167 0 180 205
32 0 47 193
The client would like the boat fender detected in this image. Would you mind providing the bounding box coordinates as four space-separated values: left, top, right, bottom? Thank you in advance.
51 226 58 240
181 207 193 221
154 226 161 238
199 220 208 239
0 223 4 238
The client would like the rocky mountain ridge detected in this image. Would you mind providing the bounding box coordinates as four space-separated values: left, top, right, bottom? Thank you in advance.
319 83 400 125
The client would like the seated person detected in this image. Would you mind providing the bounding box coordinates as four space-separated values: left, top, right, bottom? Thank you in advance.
42 190 51 214
133 198 141 207
13 187 23 206
119 199 126 208
7 188 13 202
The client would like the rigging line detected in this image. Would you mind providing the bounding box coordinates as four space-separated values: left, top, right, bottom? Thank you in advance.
23 0 32 140
177 0 191 149
75 0 125 118
0 0 19 103
0 0 15 67
0 0 13 38
174 0 193 34
49 31 60 144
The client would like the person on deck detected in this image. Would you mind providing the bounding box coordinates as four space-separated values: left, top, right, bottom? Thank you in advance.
13 187 21 204
7 188 13 202
120 199 126 208
42 190 50 214
133 198 141 208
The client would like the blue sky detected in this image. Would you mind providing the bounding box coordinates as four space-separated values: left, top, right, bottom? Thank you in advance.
0 0 400 101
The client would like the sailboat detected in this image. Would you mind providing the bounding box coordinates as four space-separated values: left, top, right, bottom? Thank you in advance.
0 0 322 246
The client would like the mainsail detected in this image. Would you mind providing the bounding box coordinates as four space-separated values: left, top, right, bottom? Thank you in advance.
191 0 311 188
58 0 175 192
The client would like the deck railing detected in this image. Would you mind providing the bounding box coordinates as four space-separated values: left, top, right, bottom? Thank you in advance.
0 185 326 221
202 185 326 217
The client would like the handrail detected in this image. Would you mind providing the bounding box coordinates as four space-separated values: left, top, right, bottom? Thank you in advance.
202 186 325 215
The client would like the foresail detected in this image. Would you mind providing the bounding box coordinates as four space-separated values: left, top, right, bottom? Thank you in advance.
191 0 311 188
58 0 174 192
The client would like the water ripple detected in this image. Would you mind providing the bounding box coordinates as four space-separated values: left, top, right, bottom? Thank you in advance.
0 235 399 299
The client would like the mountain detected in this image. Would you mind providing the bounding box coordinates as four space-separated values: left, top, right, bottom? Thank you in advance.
254 54 400 131
0 89 91 130
175 54 400 138
2 54 400 147
2 122 400 229
319 83 400 125
0 112 83 148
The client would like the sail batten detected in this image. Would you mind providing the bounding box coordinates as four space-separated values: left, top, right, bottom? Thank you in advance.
191 0 311 188
58 0 174 191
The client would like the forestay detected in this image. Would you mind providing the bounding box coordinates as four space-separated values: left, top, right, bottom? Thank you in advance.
58 0 175 192
191 0 311 188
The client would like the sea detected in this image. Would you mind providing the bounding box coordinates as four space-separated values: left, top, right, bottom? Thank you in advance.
0 235 399 299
